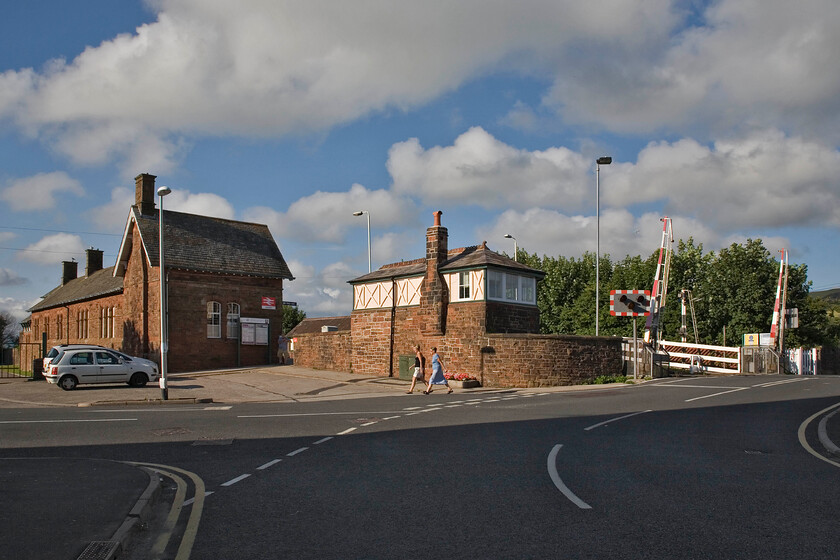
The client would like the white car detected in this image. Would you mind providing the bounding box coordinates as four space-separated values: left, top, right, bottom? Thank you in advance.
43 344 108 372
45 348 159 390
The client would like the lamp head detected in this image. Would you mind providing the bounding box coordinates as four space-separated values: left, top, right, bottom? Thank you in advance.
352 211 365 216
596 157 612 165
504 234 514 239
157 186 172 197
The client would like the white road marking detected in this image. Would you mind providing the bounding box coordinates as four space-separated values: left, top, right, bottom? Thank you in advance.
239 411 404 418
360 421 377 426
753 378 808 388
313 437 334 445
584 410 652 431
203 406 232 411
337 427 357 435
403 407 422 410
183 491 214 507
798 402 840 469
382 416 401 420
257 459 282 470
221 474 251 487
547 444 591 509
0 418 137 424
287 447 309 456
685 387 749 402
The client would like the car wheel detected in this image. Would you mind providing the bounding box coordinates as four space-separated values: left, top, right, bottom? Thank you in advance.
59 375 78 391
129 372 148 387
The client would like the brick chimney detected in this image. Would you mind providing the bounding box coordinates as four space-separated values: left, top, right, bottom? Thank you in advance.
85 248 104 277
421 210 448 335
61 260 78 285
135 173 157 216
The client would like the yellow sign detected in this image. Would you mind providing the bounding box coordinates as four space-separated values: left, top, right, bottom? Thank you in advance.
743 333 759 346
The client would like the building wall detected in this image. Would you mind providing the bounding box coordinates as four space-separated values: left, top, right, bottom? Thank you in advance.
165 271 284 372
121 221 155 359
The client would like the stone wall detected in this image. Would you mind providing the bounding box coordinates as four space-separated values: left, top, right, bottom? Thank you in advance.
291 330 353 372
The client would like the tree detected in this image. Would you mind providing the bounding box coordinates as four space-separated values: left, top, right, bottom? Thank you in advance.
0 311 19 348
282 305 307 334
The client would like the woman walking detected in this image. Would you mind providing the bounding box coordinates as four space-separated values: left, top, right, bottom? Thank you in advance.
424 347 453 394
406 344 426 394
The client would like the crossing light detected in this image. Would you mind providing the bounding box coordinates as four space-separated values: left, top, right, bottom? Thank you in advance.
610 290 651 316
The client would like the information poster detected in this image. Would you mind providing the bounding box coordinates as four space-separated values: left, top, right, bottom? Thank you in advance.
241 317 269 346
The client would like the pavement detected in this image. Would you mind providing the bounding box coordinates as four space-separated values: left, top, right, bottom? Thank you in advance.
1 366 839 559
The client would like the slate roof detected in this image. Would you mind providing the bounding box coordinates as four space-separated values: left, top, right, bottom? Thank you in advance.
286 316 352 336
117 207 293 279
348 242 544 284
29 266 123 312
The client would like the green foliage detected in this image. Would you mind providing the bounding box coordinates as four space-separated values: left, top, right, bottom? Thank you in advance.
525 238 839 348
282 305 307 334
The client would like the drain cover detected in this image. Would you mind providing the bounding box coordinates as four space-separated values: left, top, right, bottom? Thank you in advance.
76 541 119 560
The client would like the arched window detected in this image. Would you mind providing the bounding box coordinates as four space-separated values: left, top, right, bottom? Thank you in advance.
207 301 222 338
227 303 240 339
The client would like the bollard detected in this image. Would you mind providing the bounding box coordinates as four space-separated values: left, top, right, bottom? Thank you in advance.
31 359 44 381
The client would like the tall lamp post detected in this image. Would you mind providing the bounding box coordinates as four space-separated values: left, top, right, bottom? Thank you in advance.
157 185 171 400
504 234 518 262
595 156 611 336
352 210 371 273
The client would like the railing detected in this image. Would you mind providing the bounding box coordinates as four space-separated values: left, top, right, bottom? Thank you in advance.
658 340 741 374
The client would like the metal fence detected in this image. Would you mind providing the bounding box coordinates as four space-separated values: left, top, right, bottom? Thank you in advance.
0 343 42 378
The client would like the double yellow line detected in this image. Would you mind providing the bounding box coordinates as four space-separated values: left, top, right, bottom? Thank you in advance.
127 461 206 560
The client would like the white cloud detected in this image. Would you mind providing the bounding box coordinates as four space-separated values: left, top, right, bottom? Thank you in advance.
0 0 677 170
164 190 235 220
547 0 840 139
0 268 27 287
283 259 357 316
243 183 416 243
605 129 840 229
88 187 136 231
0 296 32 323
18 233 85 265
388 127 590 211
1 172 84 211
478 208 728 261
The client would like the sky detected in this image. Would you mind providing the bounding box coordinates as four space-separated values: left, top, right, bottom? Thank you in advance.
2 0 840 324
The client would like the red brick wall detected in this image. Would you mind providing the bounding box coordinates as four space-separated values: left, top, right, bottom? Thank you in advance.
291 331 352 371
165 271 284 373
22 293 125 355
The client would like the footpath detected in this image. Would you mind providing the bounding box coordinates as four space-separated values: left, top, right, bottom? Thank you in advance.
1 366 838 559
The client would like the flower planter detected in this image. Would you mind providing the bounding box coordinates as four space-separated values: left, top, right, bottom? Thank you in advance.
447 379 480 388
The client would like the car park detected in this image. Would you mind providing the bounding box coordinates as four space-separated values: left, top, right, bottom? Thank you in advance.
44 348 159 390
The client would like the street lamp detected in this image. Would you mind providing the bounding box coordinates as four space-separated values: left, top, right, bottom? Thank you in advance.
157 185 171 400
595 156 611 336
352 210 371 273
504 234 518 262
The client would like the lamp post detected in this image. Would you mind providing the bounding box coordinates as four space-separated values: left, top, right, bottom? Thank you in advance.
504 234 518 262
595 156 611 336
352 210 371 273
157 185 171 400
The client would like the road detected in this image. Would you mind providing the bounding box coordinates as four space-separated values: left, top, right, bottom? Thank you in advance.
2 375 839 559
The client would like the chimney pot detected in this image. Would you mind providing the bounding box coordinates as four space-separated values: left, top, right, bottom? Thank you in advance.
135 173 157 215
61 260 78 285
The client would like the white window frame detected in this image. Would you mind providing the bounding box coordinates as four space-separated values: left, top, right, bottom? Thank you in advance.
227 303 240 339
458 271 471 300
207 301 222 338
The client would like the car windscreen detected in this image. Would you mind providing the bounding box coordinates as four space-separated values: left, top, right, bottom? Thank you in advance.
46 348 60 358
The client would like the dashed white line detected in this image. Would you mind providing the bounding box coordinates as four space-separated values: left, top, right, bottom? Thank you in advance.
287 447 309 456
382 416 401 420
221 474 251 487
360 421 377 426
337 427 357 435
183 491 213 507
547 444 591 509
313 437 334 445
257 459 282 470
0 418 137 424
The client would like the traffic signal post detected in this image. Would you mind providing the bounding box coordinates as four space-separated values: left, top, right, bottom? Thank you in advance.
610 290 651 380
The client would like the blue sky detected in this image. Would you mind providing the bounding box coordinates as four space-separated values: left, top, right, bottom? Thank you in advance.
2 0 840 322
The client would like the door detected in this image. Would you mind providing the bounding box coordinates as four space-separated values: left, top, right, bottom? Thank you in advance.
66 351 99 384
95 351 131 384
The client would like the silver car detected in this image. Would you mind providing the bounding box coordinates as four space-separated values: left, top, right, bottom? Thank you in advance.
45 348 159 390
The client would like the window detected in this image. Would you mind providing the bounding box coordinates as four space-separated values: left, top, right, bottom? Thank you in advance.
70 351 93 365
76 310 89 338
96 351 119 365
458 271 471 300
207 301 221 338
99 307 114 338
227 303 240 339
488 270 503 299
487 270 537 305
505 273 519 301
57 316 63 340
